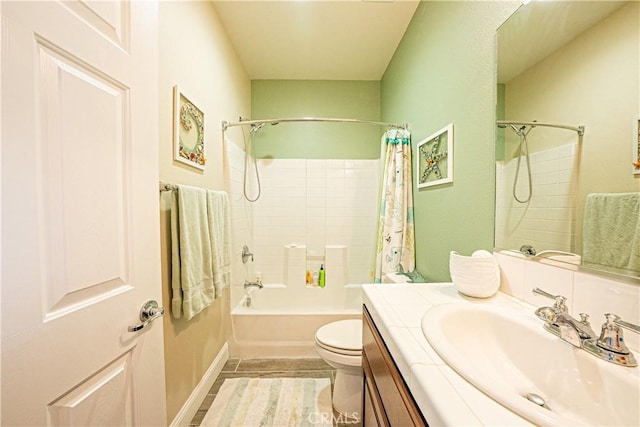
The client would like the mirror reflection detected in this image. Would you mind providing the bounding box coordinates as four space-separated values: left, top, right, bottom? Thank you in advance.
495 1 639 278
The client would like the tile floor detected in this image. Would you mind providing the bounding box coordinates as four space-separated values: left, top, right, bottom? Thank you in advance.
189 358 360 427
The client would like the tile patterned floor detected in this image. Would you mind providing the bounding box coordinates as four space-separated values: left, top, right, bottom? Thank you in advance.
189 358 360 427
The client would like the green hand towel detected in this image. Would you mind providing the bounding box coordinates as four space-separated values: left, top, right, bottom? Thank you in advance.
171 185 215 320
582 192 640 273
207 190 231 297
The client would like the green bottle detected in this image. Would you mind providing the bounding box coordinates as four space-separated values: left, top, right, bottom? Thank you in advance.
318 264 325 288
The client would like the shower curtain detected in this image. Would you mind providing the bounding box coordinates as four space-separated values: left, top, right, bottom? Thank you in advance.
374 128 416 282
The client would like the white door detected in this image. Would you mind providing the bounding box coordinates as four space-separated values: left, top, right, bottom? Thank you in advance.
1 1 166 425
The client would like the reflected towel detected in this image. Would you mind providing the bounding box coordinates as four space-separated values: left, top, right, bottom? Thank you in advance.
171 185 215 320
206 190 231 297
582 192 640 272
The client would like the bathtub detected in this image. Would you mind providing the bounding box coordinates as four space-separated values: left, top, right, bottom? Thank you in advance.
228 284 363 358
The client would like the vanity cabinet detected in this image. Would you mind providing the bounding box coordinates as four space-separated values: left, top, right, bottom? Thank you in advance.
362 305 427 426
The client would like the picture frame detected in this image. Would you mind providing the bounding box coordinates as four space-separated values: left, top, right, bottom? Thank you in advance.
416 123 454 188
634 116 640 175
173 85 205 170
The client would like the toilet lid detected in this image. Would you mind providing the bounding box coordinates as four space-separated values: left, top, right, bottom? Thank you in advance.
315 319 362 352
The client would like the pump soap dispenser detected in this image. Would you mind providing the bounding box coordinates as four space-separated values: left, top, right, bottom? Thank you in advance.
318 264 325 288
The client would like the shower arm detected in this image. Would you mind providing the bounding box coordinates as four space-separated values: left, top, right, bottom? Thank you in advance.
497 120 585 136
222 117 409 132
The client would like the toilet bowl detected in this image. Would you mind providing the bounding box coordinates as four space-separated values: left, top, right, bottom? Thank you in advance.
315 319 363 417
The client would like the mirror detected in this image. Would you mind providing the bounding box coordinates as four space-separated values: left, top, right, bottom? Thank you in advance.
495 1 639 280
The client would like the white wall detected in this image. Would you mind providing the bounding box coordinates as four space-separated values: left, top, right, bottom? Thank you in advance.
157 1 250 422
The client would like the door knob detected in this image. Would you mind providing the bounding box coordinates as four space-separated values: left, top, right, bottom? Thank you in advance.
128 300 164 332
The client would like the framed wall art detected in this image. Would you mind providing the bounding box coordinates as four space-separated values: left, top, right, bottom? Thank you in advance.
416 123 454 188
634 116 640 175
173 85 205 170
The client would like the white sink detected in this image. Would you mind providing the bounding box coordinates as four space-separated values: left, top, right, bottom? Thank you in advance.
421 303 640 426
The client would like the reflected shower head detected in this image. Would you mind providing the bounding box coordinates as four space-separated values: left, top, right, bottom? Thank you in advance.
250 123 265 134
510 124 526 136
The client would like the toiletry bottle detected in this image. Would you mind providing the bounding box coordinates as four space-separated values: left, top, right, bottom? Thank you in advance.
318 264 325 288
312 271 319 286
306 270 312 285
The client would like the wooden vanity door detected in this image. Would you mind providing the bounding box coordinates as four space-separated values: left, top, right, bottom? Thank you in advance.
362 306 427 426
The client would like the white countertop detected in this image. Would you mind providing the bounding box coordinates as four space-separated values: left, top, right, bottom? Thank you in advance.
362 283 537 426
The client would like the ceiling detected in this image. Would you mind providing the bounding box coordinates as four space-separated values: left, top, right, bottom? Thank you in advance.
498 1 627 83
211 0 420 81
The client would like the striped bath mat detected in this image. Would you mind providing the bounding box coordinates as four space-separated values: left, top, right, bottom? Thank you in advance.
201 377 333 427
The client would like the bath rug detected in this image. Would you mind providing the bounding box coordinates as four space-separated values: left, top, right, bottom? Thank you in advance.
201 377 333 427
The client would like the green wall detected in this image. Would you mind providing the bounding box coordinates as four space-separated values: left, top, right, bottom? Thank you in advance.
381 1 519 281
251 80 382 159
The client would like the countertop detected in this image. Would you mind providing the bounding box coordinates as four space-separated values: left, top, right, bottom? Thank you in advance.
362 283 536 426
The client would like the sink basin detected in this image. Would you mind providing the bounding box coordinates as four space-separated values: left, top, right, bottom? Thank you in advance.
421 303 640 426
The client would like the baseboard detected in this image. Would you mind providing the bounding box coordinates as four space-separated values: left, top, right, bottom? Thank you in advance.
170 342 229 427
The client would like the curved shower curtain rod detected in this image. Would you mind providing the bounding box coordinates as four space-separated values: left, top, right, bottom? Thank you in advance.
497 120 585 136
221 117 409 132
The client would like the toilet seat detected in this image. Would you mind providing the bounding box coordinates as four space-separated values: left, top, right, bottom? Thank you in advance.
315 319 362 356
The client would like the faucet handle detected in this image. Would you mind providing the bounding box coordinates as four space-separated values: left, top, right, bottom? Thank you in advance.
241 245 254 263
596 314 639 354
532 287 568 313
612 315 640 335
579 313 592 327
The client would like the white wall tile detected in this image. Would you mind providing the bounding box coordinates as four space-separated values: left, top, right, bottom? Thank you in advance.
495 251 526 299
232 156 382 287
496 143 578 254
572 272 640 352
523 261 574 306
495 249 640 354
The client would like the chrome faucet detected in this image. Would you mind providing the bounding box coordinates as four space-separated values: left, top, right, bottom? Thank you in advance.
244 280 263 290
533 287 639 367
520 244 536 256
583 313 640 367
533 288 595 347
557 312 596 346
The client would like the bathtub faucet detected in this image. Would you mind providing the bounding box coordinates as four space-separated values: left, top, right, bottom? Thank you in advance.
244 280 263 290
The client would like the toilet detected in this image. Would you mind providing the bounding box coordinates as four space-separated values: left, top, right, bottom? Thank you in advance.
315 319 363 417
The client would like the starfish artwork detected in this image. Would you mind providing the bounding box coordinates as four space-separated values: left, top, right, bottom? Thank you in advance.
419 135 448 182
416 124 454 188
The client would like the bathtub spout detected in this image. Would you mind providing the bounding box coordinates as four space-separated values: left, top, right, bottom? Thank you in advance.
244 280 263 290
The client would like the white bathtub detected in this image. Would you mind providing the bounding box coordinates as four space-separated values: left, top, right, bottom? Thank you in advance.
229 284 363 358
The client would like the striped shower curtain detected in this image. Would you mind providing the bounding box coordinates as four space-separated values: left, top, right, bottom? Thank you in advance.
374 128 416 282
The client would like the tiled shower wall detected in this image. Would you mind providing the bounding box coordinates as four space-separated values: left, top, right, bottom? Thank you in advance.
225 142 253 309
225 141 381 308
495 142 578 253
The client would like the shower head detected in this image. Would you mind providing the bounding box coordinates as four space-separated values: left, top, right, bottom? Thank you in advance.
510 124 526 136
250 123 265 134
